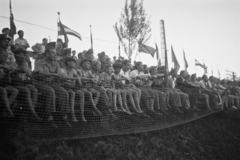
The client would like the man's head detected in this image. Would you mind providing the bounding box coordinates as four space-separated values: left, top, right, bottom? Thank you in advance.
2 28 10 36
15 55 28 72
191 74 197 82
98 51 106 62
0 34 11 49
62 48 72 58
72 50 76 56
0 50 8 64
92 61 101 71
81 59 91 70
42 38 48 45
180 70 187 78
209 76 215 82
57 38 63 44
17 30 24 38
65 57 76 68
45 47 57 61
135 61 143 71
113 63 122 74
202 74 208 82
122 60 131 71
103 64 112 75
85 49 94 61
170 69 178 78
149 66 157 75
78 52 85 59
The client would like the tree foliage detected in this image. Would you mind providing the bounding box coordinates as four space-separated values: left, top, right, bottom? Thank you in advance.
114 0 151 60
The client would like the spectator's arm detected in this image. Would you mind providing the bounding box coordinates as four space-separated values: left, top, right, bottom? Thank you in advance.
31 43 40 52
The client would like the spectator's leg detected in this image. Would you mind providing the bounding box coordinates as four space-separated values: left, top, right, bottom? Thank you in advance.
16 86 41 120
35 83 56 122
91 89 100 107
0 87 13 117
5 86 18 107
75 90 86 122
68 89 78 122
26 85 38 109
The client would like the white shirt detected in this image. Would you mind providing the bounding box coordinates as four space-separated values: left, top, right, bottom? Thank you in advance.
130 69 151 86
119 69 131 84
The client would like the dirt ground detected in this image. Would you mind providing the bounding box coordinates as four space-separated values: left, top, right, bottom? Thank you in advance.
1 112 240 160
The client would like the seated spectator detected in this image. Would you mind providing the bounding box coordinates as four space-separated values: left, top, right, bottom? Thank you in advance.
15 30 30 50
90 61 117 117
58 57 86 122
2 28 16 65
0 47 18 117
56 38 68 56
77 59 102 115
112 62 142 114
75 52 85 69
12 54 41 120
58 48 71 68
14 48 32 70
35 43 72 127
99 64 124 112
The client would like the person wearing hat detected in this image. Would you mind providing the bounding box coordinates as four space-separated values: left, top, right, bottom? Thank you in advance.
0 34 17 69
15 30 30 50
77 58 102 116
34 45 72 127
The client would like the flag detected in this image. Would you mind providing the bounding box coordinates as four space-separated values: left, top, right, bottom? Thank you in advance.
183 50 188 70
217 66 220 78
155 43 161 67
58 21 82 41
195 59 208 74
171 45 180 72
9 0 16 39
139 43 156 57
211 65 213 76
90 25 93 51
58 20 69 43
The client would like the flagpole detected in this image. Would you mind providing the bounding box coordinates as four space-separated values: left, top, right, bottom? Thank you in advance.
57 12 61 39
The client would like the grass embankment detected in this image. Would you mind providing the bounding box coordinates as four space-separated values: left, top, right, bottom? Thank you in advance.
0 112 240 160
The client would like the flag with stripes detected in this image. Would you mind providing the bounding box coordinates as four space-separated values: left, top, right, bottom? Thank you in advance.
9 0 16 39
58 21 82 41
139 43 156 57
171 45 180 72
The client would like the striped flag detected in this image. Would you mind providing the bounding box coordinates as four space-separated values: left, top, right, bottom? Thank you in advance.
171 45 180 72
183 50 188 70
58 21 82 41
195 59 208 73
9 0 16 39
139 43 156 57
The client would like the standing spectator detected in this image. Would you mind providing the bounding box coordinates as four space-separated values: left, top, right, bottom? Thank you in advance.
31 38 48 55
15 30 30 50
71 50 77 59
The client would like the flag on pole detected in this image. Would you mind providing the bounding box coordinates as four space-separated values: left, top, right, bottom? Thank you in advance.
155 43 161 67
203 60 207 74
58 21 82 41
195 59 208 74
171 45 180 72
217 66 220 78
57 20 69 43
183 50 188 70
138 43 156 57
90 25 93 51
9 0 16 39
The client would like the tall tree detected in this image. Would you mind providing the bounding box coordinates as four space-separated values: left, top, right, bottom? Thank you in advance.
114 0 151 60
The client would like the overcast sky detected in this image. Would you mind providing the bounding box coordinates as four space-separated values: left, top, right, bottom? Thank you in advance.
1 0 240 78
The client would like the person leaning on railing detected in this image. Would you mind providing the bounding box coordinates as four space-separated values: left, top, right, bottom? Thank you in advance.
34 42 72 128
0 36 18 117
90 61 117 118
58 57 86 122
76 59 102 116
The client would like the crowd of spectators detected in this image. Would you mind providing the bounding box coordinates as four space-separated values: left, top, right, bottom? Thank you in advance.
0 27 239 128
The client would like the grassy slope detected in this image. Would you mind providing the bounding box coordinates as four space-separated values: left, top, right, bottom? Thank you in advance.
1 112 240 160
